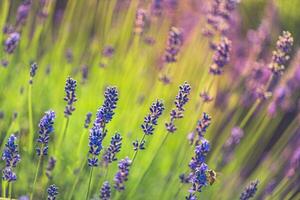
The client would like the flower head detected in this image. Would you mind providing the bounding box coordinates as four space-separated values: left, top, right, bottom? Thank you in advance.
269 31 293 75
37 110 56 156
64 77 77 117
4 32 20 54
47 184 59 200
210 37 232 75
114 157 132 191
2 167 17 182
100 181 111 200
46 156 56 179
84 112 92 129
95 86 118 128
29 62 38 84
2 135 21 168
166 82 191 133
164 27 183 63
240 180 259 200
88 126 105 167
103 133 122 165
141 100 165 135
134 9 147 35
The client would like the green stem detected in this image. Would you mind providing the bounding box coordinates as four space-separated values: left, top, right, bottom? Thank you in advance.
8 182 12 200
30 153 43 200
86 168 94 200
131 133 146 165
125 133 169 199
2 181 8 198
28 84 34 153
68 160 87 200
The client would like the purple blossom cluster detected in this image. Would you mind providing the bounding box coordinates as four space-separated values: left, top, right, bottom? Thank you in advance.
2 135 21 182
100 181 111 200
164 27 183 63
102 133 122 165
4 32 20 54
88 126 105 167
269 31 294 75
210 37 232 75
29 62 38 84
47 184 59 200
166 82 191 133
94 86 119 128
114 157 132 191
240 180 259 200
84 112 93 129
134 9 147 34
188 113 212 145
64 77 77 117
36 110 56 156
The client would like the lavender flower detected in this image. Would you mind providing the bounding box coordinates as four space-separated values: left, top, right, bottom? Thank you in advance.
47 184 59 200
81 65 88 83
65 48 73 63
166 82 191 133
16 1 31 26
134 9 147 35
186 139 211 198
64 77 77 117
114 157 132 191
29 62 38 84
2 135 20 182
200 91 213 103
94 86 118 128
102 46 115 58
4 32 20 54
141 100 165 135
88 126 105 167
102 133 122 165
100 181 111 200
2 135 21 168
84 112 93 129
46 156 56 179
210 37 232 75
240 180 259 200
164 27 183 63
188 113 212 145
2 167 17 182
36 110 56 156
269 31 293 75
151 0 163 16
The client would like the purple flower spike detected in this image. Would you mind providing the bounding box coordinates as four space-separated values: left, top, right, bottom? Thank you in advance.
64 77 77 117
164 27 183 63
210 37 232 75
4 32 20 54
166 82 191 133
36 110 56 156
100 181 111 200
240 180 259 200
269 31 293 75
103 133 122 165
114 157 132 191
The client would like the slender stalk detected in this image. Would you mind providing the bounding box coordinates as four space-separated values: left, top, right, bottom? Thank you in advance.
30 153 43 200
85 168 94 200
8 182 12 200
56 117 70 155
2 181 8 198
28 84 34 153
68 159 87 200
126 133 170 199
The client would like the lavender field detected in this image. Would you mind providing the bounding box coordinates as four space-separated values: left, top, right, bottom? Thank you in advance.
0 0 300 199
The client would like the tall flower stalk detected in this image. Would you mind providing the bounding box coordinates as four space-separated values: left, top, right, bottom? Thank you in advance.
1 134 21 199
28 62 38 154
31 110 56 200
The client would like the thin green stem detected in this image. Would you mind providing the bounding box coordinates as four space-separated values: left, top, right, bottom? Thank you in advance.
8 182 12 200
28 84 34 153
68 159 87 200
2 181 8 198
131 134 146 165
30 153 43 200
85 168 94 200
